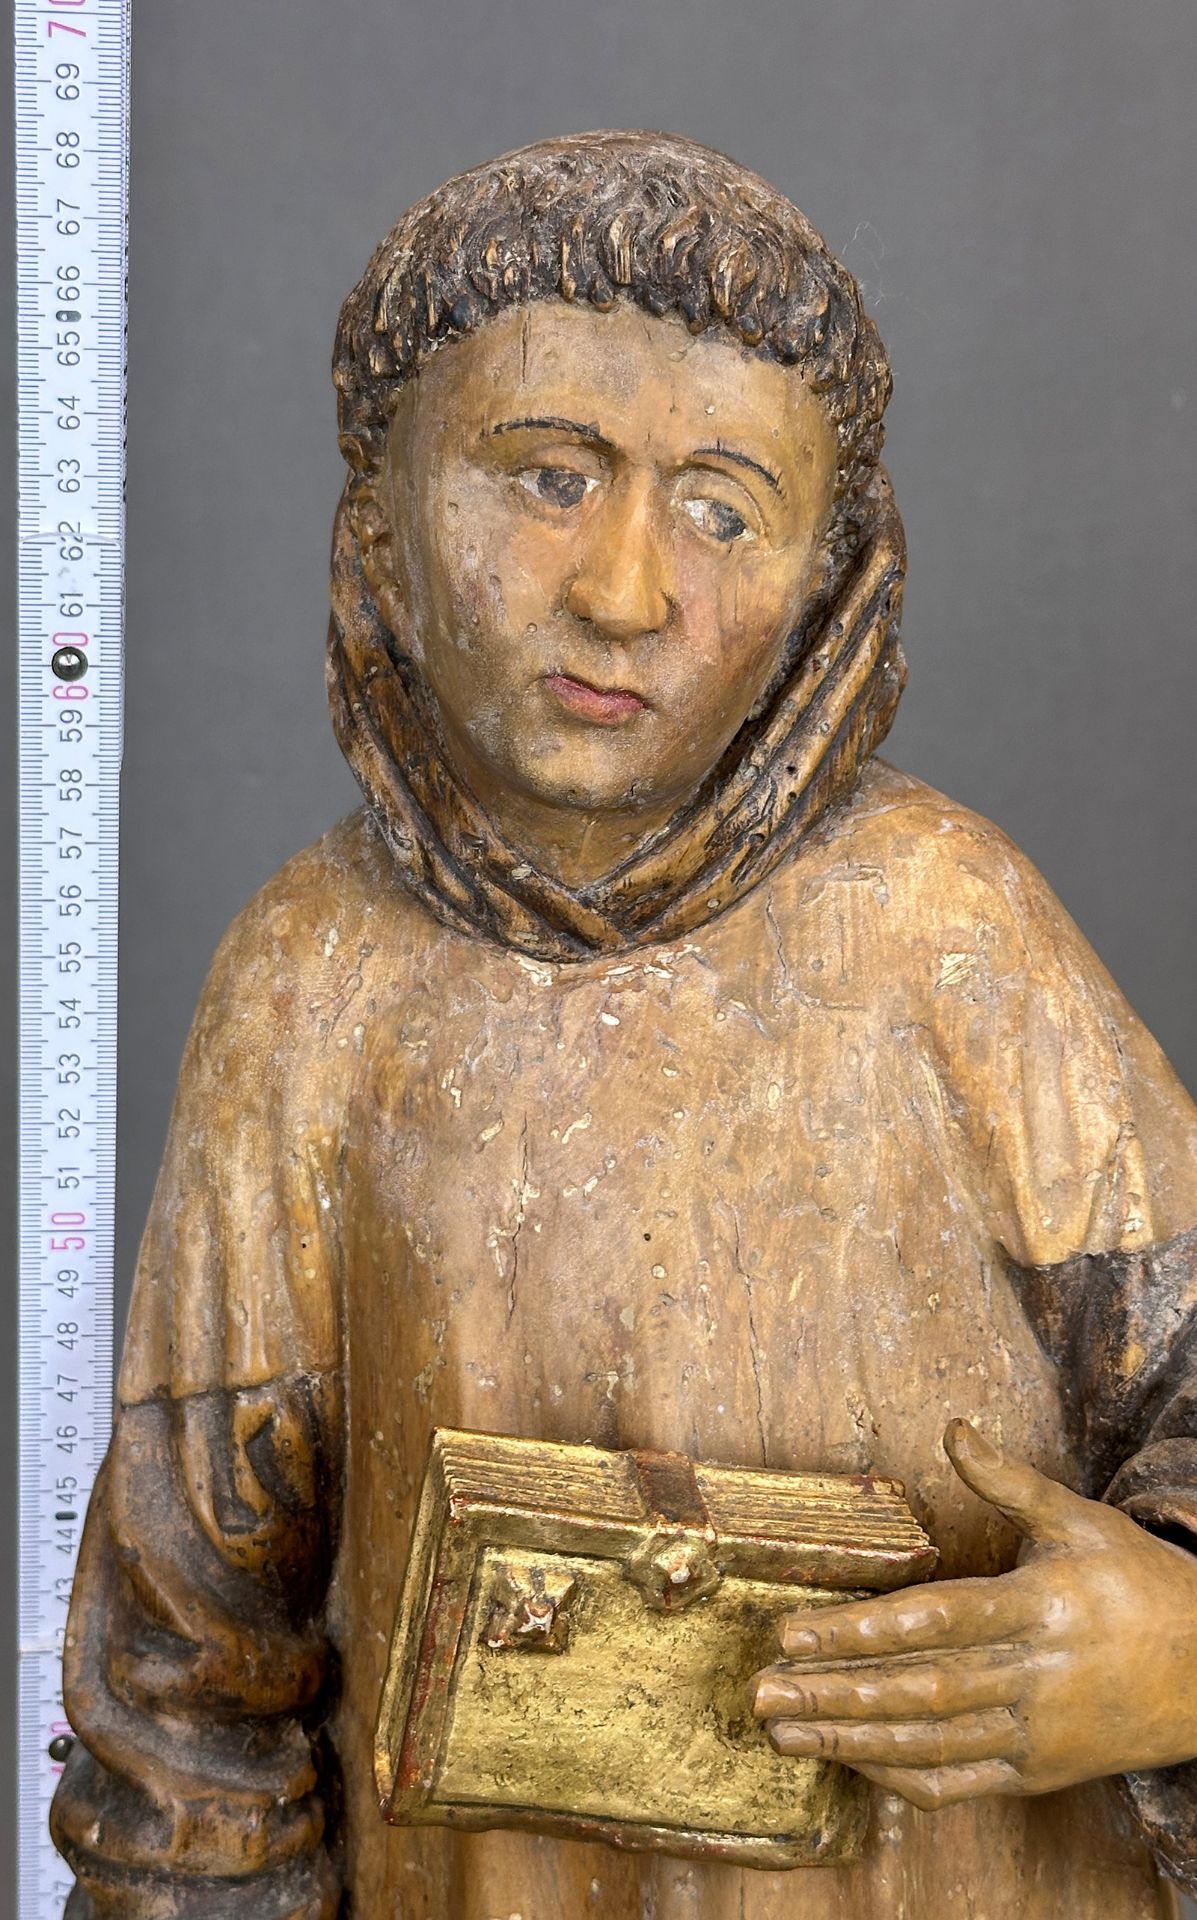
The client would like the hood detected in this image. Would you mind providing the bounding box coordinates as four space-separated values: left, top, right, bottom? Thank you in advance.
326 468 906 962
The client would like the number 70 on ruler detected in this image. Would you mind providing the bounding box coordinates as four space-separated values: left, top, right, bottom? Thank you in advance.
15 0 129 1914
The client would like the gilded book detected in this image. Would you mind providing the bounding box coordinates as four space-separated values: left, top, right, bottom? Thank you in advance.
375 1429 936 1867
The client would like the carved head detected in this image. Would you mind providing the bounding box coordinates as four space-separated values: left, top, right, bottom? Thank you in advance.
331 132 895 885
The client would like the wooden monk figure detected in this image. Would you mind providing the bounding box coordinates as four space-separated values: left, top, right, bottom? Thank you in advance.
52 132 1197 1918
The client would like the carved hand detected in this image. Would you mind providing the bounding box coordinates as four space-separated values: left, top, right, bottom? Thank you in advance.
750 1419 1197 1810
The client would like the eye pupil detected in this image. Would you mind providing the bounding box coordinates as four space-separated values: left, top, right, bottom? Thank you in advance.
684 497 749 542
536 468 588 508
708 501 747 541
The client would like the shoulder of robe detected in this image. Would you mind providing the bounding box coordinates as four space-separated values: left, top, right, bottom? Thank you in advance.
208 805 407 969
192 806 431 1054
836 764 1197 1258
116 810 412 1401
806 757 1095 1009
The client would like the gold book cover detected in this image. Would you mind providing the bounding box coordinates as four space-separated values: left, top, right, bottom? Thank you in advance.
375 1429 937 1867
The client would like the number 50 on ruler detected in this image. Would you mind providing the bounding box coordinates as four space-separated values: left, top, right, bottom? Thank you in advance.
15 0 128 1915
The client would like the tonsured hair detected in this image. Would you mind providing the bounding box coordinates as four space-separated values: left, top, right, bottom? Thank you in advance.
332 130 892 532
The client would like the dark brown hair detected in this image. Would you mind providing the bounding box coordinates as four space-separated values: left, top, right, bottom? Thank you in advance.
332 130 892 533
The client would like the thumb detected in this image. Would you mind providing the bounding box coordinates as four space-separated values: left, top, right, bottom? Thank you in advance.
943 1419 1104 1547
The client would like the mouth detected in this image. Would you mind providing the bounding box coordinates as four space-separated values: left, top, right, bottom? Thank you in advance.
543 672 649 726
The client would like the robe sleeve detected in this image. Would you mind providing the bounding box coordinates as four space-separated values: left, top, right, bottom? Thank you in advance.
49 877 348 1917
914 812 1197 1894
1009 1228 1197 1896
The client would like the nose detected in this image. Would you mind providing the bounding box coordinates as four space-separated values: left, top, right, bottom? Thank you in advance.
563 477 671 641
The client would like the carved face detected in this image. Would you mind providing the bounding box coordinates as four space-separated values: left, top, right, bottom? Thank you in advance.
370 300 838 835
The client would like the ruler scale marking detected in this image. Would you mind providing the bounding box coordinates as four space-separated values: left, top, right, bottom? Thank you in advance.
15 1 128 1914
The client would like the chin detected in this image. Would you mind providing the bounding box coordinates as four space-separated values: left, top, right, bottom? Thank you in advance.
506 744 674 819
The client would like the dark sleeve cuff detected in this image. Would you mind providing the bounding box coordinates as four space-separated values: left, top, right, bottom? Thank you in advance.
1106 1438 1197 1895
1105 1437 1197 1546
61 1847 342 1918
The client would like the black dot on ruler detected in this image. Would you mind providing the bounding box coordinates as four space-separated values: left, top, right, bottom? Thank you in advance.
48 1735 75 1764
52 647 88 682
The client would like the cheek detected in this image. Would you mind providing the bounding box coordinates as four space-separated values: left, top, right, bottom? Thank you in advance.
432 479 565 634
676 552 806 708
499 518 578 622
421 506 548 750
428 519 492 634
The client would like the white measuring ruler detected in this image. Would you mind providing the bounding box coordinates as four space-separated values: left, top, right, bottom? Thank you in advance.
15 0 128 1911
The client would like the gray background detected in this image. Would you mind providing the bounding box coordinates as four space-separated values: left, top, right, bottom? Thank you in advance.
4 0 1196 1910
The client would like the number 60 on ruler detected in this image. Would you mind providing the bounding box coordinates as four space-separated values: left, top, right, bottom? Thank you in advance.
15 0 128 1914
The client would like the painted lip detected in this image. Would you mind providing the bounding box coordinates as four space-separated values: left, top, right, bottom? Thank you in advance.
543 672 649 725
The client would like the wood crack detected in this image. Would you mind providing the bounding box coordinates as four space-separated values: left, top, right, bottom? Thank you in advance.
507 1113 530 1326
727 1202 768 1466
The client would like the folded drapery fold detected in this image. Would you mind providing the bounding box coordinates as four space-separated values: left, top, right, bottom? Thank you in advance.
52 1381 344 1917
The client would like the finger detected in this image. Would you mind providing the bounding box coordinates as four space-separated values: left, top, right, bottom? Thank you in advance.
767 1706 1020 1769
850 1759 1023 1811
943 1420 1102 1547
752 1649 1022 1722
779 1577 1033 1661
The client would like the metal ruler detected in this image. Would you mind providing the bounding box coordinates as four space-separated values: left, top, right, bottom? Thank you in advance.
15 1 129 1912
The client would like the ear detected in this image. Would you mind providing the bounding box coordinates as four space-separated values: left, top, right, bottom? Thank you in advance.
352 476 406 636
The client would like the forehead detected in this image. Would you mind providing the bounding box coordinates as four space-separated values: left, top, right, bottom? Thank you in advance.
395 299 836 478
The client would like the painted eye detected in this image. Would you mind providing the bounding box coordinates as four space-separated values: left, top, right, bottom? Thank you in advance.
519 467 596 510
683 497 751 543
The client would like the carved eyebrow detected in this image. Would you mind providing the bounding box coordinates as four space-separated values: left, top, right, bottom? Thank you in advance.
692 442 785 496
489 415 615 451
489 418 784 495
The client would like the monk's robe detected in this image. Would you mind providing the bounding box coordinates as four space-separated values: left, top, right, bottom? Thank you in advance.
52 761 1197 1918
52 469 1197 1915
